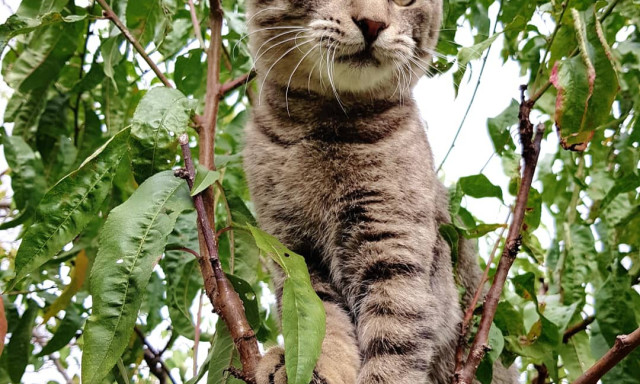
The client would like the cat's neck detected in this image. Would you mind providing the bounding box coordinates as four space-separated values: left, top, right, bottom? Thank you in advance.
250 80 422 146
254 80 416 122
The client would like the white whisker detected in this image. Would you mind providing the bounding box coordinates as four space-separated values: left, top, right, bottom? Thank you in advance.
287 43 320 116
259 35 315 105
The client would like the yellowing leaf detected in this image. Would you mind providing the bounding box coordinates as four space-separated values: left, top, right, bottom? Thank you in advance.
41 250 89 324
0 296 7 356
552 8 619 151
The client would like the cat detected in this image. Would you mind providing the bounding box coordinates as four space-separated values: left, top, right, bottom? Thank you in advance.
242 0 517 383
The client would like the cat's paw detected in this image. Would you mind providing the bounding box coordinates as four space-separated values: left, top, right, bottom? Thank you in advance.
255 347 331 384
256 347 287 384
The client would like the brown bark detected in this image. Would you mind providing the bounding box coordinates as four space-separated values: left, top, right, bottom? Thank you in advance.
573 327 640 384
454 86 545 384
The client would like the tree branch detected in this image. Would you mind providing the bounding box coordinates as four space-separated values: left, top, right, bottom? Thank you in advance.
454 214 510 373
177 134 260 383
134 327 176 384
533 364 548 384
188 0 205 49
573 327 640 384
220 71 256 97
95 0 172 88
563 315 595 343
454 86 545 384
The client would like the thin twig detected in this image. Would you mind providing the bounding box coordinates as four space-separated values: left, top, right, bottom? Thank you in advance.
532 0 569 90
177 247 201 259
573 327 640 384
220 71 256 97
95 0 172 88
4 285 56 296
454 213 510 373
188 0 205 49
133 327 177 384
216 226 233 239
51 356 73 384
454 86 545 384
563 316 596 343
437 2 503 173
533 364 548 384
193 290 205 377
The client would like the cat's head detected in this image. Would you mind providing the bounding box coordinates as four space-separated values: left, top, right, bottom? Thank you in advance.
246 0 442 98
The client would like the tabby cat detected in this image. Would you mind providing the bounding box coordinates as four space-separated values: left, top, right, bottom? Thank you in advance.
242 0 517 383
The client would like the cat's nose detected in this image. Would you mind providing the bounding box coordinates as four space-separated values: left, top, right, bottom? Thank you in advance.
354 17 388 44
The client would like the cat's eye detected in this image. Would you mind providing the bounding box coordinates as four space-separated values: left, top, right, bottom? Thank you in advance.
393 0 416 6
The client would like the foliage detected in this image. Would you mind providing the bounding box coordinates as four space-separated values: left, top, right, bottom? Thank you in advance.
0 0 638 383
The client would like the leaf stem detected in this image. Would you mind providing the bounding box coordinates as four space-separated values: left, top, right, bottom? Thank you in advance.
437 2 503 173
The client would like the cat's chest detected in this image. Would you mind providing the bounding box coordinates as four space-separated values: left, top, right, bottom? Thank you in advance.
245 119 434 233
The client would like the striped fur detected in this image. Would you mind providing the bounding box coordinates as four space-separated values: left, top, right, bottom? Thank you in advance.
243 1 518 383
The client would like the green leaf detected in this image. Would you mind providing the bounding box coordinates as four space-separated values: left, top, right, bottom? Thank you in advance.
5 299 38 383
459 174 503 201
552 8 619 151
2 134 46 214
207 321 235 384
0 12 86 53
439 224 460 266
16 0 67 18
453 33 500 96
101 35 124 86
126 0 174 46
513 272 539 306
247 225 325 384
12 128 131 284
130 87 195 183
4 21 82 93
560 331 595 381
82 170 193 383
38 305 84 356
5 89 47 144
227 275 260 330
191 165 221 196
487 99 519 156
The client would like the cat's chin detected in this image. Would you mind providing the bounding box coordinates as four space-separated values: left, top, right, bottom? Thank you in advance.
329 61 398 94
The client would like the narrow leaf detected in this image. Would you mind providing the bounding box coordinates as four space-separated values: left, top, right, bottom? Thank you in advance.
191 166 220 196
0 12 86 53
248 225 325 384
38 305 84 356
0 297 6 356
82 170 193 383
13 128 131 284
2 134 46 215
6 300 38 383
207 321 235 384
41 250 89 323
552 8 619 151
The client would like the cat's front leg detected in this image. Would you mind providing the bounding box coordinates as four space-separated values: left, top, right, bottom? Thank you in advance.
339 235 460 384
256 294 360 384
